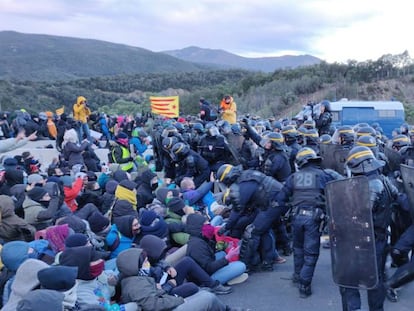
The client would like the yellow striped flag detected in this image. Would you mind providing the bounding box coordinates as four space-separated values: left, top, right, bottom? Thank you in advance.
150 96 179 118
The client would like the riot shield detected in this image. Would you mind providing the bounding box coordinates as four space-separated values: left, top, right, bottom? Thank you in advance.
384 146 401 172
325 176 378 289
400 164 414 221
320 144 349 175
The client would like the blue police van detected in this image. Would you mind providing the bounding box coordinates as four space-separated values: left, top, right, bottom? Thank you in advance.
329 99 405 138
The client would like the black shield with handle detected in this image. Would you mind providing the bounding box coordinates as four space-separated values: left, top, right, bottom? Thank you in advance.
325 176 378 289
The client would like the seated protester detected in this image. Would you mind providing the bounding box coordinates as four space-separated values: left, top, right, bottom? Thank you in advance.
58 245 134 310
100 179 118 215
186 214 247 285
83 150 101 172
111 199 138 222
64 233 109 261
1 258 49 311
106 215 141 259
135 168 158 209
138 210 169 243
130 128 150 157
1 241 33 306
43 179 72 221
0 195 36 242
27 173 46 188
37 265 79 310
165 197 195 246
21 152 41 175
114 179 138 211
180 177 225 225
9 182 27 219
56 214 87 234
62 128 90 169
84 171 102 196
0 168 24 196
86 211 112 247
139 235 232 297
116 248 235 311
44 224 72 255
155 187 181 207
23 185 59 230
61 175 83 212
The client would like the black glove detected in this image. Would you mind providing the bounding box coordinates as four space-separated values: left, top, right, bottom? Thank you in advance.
217 225 227 236
128 157 134 162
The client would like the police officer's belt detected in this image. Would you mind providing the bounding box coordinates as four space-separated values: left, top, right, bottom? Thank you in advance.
298 207 316 217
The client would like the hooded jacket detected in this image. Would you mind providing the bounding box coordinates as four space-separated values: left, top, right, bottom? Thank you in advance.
186 214 228 275
2 259 49 311
135 169 157 209
106 215 136 259
0 195 36 242
116 248 184 311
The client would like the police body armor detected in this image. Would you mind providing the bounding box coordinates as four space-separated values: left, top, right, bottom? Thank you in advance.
291 166 326 211
199 135 226 163
262 150 291 182
228 170 282 212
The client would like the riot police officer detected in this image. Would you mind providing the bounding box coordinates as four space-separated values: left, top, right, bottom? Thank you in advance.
171 142 210 188
277 147 343 298
198 124 233 172
217 164 286 272
340 146 398 310
315 100 332 136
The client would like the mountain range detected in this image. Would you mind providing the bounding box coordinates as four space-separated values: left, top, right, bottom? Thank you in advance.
0 31 321 81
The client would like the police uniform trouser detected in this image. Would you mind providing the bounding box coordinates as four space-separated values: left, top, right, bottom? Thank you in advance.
244 206 283 266
292 208 321 286
339 239 387 311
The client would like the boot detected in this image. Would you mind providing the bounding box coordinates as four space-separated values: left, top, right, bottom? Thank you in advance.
292 273 300 285
261 261 274 272
299 283 312 298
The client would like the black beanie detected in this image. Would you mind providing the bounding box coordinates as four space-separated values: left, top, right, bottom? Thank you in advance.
167 197 186 216
27 186 48 202
88 212 110 234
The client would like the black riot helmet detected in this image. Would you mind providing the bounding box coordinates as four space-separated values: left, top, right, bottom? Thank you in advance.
162 137 178 151
171 142 190 161
345 146 385 174
295 147 321 168
260 132 285 150
162 126 178 138
216 164 243 186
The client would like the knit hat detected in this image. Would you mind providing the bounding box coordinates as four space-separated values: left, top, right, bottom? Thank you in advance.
167 197 186 215
21 152 32 160
65 233 88 248
140 210 157 226
87 212 110 234
139 234 168 261
105 179 118 194
38 266 78 291
16 289 64 311
60 175 73 187
27 187 48 202
3 157 18 169
113 170 128 182
27 174 44 185
119 179 137 191
86 171 97 181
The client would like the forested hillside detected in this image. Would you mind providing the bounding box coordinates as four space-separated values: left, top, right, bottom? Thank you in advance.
2 51 414 122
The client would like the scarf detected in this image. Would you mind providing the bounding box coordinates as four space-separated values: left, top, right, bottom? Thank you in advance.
115 186 137 210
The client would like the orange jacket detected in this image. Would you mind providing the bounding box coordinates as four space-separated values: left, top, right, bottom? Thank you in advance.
63 178 84 212
220 96 237 124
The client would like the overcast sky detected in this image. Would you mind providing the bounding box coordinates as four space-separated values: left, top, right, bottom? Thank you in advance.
0 0 412 63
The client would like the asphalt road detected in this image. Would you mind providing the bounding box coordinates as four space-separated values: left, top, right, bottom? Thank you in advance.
220 245 414 311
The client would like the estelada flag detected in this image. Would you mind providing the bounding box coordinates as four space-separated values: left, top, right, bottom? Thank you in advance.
150 96 179 118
